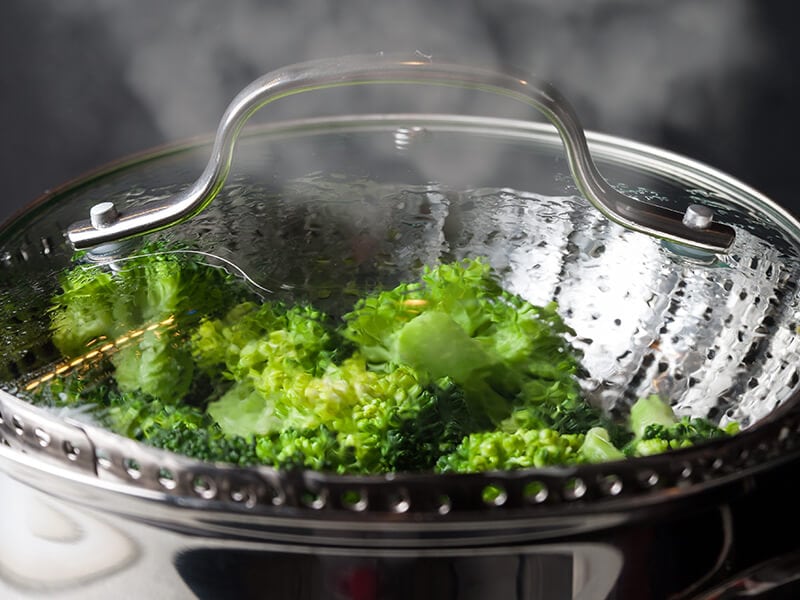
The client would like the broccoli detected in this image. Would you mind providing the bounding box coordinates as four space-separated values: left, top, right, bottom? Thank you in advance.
49 264 118 357
145 425 259 466
342 258 583 425
191 300 342 381
32 248 741 473
623 394 739 457
579 427 626 463
208 355 480 473
436 427 587 473
48 244 242 403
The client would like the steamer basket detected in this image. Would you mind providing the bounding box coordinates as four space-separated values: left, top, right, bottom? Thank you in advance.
1 56 800 599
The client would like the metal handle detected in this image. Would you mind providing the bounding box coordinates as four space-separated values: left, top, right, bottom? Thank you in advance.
66 54 735 252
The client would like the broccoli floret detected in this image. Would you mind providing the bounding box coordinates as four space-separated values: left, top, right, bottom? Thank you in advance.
101 389 207 440
49 243 243 403
212 355 479 473
192 300 342 383
145 425 259 466
254 426 345 472
623 394 738 457
28 370 260 466
112 330 196 404
49 264 118 356
502 383 615 437
629 394 676 438
342 258 582 424
436 428 587 473
91 387 258 465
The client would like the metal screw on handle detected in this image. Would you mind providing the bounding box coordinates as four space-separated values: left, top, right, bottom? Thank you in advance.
66 54 736 252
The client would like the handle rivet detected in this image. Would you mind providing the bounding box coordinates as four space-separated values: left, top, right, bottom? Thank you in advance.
90 202 120 229
682 204 714 230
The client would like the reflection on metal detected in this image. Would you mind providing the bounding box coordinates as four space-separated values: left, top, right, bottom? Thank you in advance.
174 542 623 600
0 472 138 592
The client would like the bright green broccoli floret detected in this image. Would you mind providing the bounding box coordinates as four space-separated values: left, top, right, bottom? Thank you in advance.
49 244 242 403
112 331 195 404
629 394 676 438
191 301 341 381
49 265 118 356
436 427 587 473
102 390 207 440
342 258 583 425
623 394 738 457
254 425 342 471
212 356 478 473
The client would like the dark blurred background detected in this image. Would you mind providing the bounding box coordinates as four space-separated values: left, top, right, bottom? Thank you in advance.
1 0 798 225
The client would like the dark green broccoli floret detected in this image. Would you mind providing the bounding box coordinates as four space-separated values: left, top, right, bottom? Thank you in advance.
145 425 259 466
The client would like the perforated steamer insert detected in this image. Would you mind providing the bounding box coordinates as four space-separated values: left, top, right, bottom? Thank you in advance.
1 55 800 599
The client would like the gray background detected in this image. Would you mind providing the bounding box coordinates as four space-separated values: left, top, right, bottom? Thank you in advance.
2 0 798 225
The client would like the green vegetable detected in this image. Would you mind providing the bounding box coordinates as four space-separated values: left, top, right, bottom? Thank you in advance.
32 247 739 473
436 427 587 473
207 356 478 473
623 395 738 457
580 427 626 463
342 258 583 426
48 244 240 403
629 394 677 438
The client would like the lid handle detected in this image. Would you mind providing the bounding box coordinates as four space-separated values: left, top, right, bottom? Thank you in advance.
66 54 735 252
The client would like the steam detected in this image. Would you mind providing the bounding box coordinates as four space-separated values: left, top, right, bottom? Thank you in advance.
509 1 765 138
47 0 765 147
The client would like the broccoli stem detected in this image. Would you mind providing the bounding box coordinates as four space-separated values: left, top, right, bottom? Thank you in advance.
394 310 511 422
629 394 676 438
580 427 625 463
395 310 495 381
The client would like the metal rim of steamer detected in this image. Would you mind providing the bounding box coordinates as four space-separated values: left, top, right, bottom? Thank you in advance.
2 387 800 517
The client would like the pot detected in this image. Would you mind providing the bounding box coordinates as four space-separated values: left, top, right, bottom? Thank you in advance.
1 55 799 599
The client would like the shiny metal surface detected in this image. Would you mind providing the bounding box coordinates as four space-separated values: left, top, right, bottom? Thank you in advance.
0 446 742 599
66 55 735 252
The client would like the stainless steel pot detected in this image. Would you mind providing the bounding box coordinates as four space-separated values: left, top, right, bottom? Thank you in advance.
1 55 800 600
